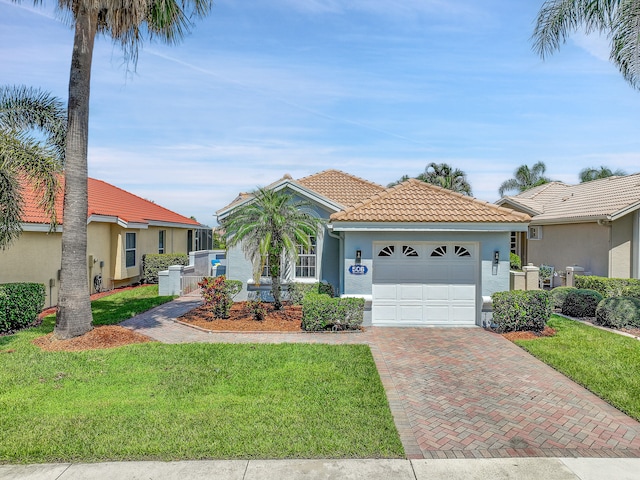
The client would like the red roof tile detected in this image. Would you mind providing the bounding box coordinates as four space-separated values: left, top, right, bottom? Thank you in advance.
20 175 199 227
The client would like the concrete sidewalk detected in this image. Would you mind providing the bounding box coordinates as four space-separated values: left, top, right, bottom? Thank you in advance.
2 457 640 479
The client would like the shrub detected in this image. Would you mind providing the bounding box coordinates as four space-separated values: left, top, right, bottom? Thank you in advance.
301 293 364 331
198 276 242 319
245 300 267 321
142 253 189 283
595 297 640 329
550 286 577 309
287 282 335 305
622 286 640 299
561 289 604 318
575 275 640 298
509 253 521 271
491 290 552 333
0 283 46 334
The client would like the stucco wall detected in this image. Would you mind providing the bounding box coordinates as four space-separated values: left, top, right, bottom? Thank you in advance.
610 215 634 278
0 231 62 307
527 223 609 276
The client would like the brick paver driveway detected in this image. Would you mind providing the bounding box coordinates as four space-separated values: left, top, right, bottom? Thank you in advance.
123 301 640 459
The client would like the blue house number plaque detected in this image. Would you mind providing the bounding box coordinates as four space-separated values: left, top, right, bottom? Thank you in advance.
349 265 368 275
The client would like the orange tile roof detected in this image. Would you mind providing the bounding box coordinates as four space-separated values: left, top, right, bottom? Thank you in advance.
297 169 386 207
330 179 530 223
20 175 199 227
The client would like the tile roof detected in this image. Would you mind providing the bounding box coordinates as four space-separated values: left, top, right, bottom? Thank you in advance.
297 169 386 207
21 175 199 227
514 173 640 223
330 179 530 223
499 182 571 215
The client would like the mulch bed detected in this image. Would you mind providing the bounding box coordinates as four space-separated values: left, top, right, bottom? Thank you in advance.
179 301 303 332
33 326 153 352
500 325 557 341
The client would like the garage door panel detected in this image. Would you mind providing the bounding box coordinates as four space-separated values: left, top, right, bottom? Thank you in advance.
449 264 476 281
373 284 397 300
374 305 399 322
424 284 449 300
451 305 476 322
398 305 424 322
399 284 423 301
423 305 450 323
450 284 475 300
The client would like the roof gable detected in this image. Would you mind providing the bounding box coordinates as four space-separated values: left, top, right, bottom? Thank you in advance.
331 179 530 223
297 170 386 208
504 174 640 223
21 175 199 228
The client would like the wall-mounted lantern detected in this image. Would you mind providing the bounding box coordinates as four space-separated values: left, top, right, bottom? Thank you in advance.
355 249 362 264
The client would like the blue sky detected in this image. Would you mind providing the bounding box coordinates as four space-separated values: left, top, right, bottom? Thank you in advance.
3 0 640 225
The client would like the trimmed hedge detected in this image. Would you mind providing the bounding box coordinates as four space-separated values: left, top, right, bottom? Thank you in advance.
550 286 576 309
301 293 364 331
288 282 335 305
575 275 640 298
491 290 551 333
0 283 46 334
142 253 189 283
561 289 603 318
622 286 640 299
595 296 640 329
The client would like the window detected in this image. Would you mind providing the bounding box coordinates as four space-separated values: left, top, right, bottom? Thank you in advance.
296 236 316 278
430 245 447 257
402 245 418 257
528 226 542 240
378 245 395 257
158 230 166 254
125 232 136 268
454 245 471 257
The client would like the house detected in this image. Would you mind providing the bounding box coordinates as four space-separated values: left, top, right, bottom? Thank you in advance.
217 170 530 327
497 173 640 279
0 176 201 307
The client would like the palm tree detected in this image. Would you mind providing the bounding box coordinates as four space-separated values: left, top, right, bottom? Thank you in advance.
0 86 66 249
26 0 214 339
579 165 627 183
498 161 551 196
222 188 323 310
417 162 473 196
533 0 640 90
387 174 411 188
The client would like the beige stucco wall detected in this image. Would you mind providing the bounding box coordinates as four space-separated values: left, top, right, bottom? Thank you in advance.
0 231 62 307
527 222 610 277
0 223 194 306
610 215 634 278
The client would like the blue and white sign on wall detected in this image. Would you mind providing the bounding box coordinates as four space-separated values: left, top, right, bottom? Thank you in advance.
349 264 368 275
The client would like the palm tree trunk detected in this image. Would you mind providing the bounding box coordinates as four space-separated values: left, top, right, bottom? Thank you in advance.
54 6 97 339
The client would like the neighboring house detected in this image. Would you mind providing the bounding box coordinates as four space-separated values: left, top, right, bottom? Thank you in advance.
497 173 640 279
0 176 200 307
217 170 529 327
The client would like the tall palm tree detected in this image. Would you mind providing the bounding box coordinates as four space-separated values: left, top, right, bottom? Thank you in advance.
25 0 214 339
498 161 551 196
417 162 473 196
0 86 66 249
533 0 640 90
579 165 627 182
387 174 411 188
222 188 323 310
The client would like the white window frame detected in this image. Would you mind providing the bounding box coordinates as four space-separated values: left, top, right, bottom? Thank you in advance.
125 232 136 268
295 236 317 279
528 225 542 240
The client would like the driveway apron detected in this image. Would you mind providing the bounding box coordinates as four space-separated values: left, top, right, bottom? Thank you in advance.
122 302 640 459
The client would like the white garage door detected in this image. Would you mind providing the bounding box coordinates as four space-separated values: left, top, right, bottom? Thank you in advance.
372 242 478 326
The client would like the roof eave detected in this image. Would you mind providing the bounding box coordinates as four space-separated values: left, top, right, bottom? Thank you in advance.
329 221 530 232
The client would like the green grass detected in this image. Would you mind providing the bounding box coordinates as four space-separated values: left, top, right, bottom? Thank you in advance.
90 285 176 326
0 289 403 463
515 315 640 421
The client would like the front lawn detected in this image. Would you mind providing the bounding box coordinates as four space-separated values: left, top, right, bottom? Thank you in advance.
0 292 403 463
515 315 640 421
90 285 176 326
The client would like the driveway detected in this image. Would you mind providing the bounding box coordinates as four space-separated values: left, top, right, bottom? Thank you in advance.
123 301 640 459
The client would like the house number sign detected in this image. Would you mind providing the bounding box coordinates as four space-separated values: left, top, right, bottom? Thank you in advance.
349 265 368 275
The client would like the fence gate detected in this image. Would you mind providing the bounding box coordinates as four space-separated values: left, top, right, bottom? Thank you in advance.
180 276 202 295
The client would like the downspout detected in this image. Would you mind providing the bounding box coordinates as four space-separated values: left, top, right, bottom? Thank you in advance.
598 218 613 277
633 211 639 279
327 225 344 296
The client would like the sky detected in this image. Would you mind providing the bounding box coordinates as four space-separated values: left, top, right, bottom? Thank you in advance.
3 0 640 226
